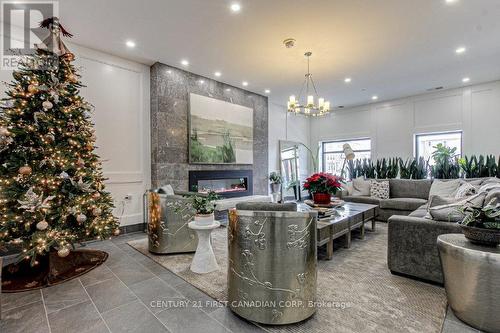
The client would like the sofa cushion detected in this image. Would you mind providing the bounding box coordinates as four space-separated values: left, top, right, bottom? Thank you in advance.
389 179 432 200
370 180 389 199
343 195 380 206
429 179 461 198
379 198 428 211
352 177 370 196
409 204 428 218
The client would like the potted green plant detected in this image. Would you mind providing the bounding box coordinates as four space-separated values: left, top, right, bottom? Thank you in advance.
303 173 343 204
190 191 219 226
269 171 282 194
458 198 500 246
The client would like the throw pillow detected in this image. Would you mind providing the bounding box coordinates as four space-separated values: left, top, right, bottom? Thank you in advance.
426 192 486 222
370 180 389 199
429 179 461 198
455 181 477 199
352 177 370 196
159 184 175 195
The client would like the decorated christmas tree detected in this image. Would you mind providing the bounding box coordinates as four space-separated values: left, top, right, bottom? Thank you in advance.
0 17 118 281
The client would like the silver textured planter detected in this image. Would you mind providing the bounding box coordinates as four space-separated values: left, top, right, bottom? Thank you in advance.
228 209 317 325
270 183 281 194
438 234 500 332
146 192 198 254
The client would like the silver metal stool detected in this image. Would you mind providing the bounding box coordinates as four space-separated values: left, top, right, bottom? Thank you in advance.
228 203 317 325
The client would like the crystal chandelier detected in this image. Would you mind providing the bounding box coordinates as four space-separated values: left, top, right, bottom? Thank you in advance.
287 52 331 117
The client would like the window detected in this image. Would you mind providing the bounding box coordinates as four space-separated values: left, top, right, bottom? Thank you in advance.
322 138 371 176
415 131 462 165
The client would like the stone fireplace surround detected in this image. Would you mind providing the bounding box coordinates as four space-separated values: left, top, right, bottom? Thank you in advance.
150 62 269 194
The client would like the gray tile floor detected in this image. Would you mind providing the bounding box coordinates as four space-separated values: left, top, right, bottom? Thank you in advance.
0 231 485 333
1 232 263 333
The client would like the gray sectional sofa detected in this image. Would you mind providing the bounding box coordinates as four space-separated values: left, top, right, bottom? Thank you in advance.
341 179 432 221
342 177 499 284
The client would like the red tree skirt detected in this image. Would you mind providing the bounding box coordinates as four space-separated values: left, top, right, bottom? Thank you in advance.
1 249 108 292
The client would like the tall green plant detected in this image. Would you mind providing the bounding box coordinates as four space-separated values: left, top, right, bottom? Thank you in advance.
412 157 429 179
376 158 388 179
387 157 399 178
431 144 460 179
399 158 413 179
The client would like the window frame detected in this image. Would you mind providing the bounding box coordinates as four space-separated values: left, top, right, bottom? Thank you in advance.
414 130 463 162
321 138 372 173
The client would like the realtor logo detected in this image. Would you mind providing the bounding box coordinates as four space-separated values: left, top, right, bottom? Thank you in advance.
1 1 59 70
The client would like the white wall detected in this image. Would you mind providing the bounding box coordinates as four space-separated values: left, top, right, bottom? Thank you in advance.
0 26 150 227
310 80 500 160
268 102 311 172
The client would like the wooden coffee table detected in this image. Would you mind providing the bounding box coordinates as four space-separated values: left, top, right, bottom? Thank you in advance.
298 202 378 260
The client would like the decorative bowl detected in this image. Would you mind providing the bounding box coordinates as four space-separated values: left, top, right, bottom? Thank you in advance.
460 225 500 247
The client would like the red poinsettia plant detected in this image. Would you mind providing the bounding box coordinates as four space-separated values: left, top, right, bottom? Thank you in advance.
303 172 343 195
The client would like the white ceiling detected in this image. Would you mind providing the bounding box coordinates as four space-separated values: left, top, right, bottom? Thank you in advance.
59 0 500 107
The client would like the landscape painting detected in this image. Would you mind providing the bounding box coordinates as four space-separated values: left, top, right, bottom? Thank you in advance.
189 93 253 164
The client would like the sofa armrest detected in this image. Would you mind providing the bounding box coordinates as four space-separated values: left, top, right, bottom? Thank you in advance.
387 215 461 284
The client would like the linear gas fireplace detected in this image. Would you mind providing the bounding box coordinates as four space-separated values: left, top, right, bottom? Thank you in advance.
188 170 253 198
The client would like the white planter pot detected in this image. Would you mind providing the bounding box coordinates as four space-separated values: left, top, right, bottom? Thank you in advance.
194 213 215 226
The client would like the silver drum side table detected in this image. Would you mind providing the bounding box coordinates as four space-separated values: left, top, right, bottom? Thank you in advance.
437 234 500 333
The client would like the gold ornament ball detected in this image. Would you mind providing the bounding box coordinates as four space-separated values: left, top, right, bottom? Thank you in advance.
76 213 87 223
36 220 48 230
68 74 78 83
113 228 121 236
0 127 10 136
18 165 32 175
92 208 102 216
42 100 53 110
57 248 70 258
93 192 101 199
27 84 38 93
76 158 85 167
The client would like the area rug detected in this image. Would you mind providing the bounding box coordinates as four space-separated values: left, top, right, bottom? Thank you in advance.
128 224 447 333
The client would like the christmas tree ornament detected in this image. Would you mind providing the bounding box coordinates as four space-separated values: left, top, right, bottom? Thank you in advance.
44 133 55 142
68 73 78 83
36 17 73 56
18 165 32 175
76 213 87 223
92 207 102 216
0 126 11 136
57 247 70 257
92 192 101 199
42 100 53 110
76 158 85 167
114 229 121 236
63 52 75 62
27 84 38 93
36 219 49 230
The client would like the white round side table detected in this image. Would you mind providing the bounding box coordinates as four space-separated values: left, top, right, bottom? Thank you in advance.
188 221 220 274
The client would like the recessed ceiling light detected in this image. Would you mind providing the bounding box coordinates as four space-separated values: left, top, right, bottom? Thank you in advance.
199 80 205 84
446 0 458 3
264 89 271 94
242 81 248 86
230 3 241 12
180 59 189 66
344 77 352 83
455 46 466 54
214 71 221 77
372 95 378 100
125 40 136 48
462 77 470 83
226 88 231 92
166 70 172 74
